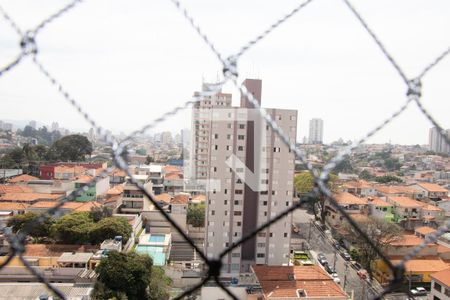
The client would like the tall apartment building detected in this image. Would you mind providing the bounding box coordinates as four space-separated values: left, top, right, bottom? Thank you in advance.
429 127 450 154
308 118 323 144
192 79 297 275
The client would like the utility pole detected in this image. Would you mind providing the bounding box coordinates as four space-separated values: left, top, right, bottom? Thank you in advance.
307 219 312 244
343 262 349 289
408 271 412 291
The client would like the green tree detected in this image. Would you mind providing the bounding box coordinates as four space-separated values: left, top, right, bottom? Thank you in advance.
7 212 54 238
93 251 170 300
50 212 92 244
145 155 154 165
136 148 147 156
90 206 113 222
49 134 93 161
359 170 374 180
148 267 172 300
333 157 354 173
89 217 132 244
0 154 17 168
294 171 338 223
186 203 205 227
374 175 403 184
344 217 402 278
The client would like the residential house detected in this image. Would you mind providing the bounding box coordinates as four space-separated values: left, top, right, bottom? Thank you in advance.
386 196 423 227
375 185 423 199
325 192 368 227
367 197 395 222
120 175 153 214
74 174 109 202
415 226 437 239
57 252 93 268
0 202 29 215
171 194 189 214
109 169 127 185
39 162 105 180
26 201 102 216
250 265 349 300
7 174 39 184
0 193 63 205
374 234 450 285
412 182 449 201
164 172 184 194
0 185 33 195
430 268 450 300
342 180 376 197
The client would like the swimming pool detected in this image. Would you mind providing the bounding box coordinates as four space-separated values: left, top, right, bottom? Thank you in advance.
136 245 166 266
148 234 165 243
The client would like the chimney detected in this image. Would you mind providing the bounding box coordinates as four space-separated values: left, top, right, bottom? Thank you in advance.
240 79 262 108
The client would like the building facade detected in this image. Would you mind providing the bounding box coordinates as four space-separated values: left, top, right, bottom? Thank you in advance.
429 127 450 154
308 118 323 144
196 79 297 275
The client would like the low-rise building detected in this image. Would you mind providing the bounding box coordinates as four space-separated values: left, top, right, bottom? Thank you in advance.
430 267 450 300
412 182 449 201
120 175 153 214
368 197 395 222
325 192 368 227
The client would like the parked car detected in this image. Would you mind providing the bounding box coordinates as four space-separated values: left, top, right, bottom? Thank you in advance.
332 242 340 250
341 252 351 261
317 253 326 260
357 269 368 280
318 258 328 266
353 262 362 271
410 287 427 296
331 273 340 284
325 264 335 274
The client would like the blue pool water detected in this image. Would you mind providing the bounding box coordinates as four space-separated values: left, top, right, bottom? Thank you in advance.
136 245 166 266
149 234 165 243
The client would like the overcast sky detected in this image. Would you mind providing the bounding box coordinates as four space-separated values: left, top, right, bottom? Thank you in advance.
1 0 449 145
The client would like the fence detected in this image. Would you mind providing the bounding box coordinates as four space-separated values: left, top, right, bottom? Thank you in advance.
1 0 450 299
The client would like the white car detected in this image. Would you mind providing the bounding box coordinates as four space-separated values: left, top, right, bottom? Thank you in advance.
331 273 340 284
411 287 427 296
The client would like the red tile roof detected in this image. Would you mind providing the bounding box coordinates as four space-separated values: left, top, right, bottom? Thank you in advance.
430 267 450 287
0 202 29 211
415 226 436 235
0 193 62 202
334 192 368 205
8 174 39 183
0 185 33 194
388 196 423 208
171 194 189 205
252 265 347 298
155 193 172 204
417 182 448 193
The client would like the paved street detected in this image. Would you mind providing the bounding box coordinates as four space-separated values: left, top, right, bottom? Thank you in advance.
292 208 383 300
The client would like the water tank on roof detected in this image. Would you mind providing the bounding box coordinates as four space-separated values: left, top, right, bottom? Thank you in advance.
114 236 123 242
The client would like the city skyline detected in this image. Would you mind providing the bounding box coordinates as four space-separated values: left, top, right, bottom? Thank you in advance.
1 1 449 145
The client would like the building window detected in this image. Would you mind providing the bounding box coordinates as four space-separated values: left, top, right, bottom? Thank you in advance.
211 210 215 216
214 145 218 150
224 211 228 216
227 123 232 129
232 253 240 257
235 190 243 194
260 191 268 195
258 232 266 237
239 124 245 129
284 233 288 238
238 135 245 140
224 200 228 205
234 211 242 216
434 282 442 292
263 201 267 206
257 253 265 258
237 221 241 226
238 146 244 151
214 134 219 139
269 233 273 237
